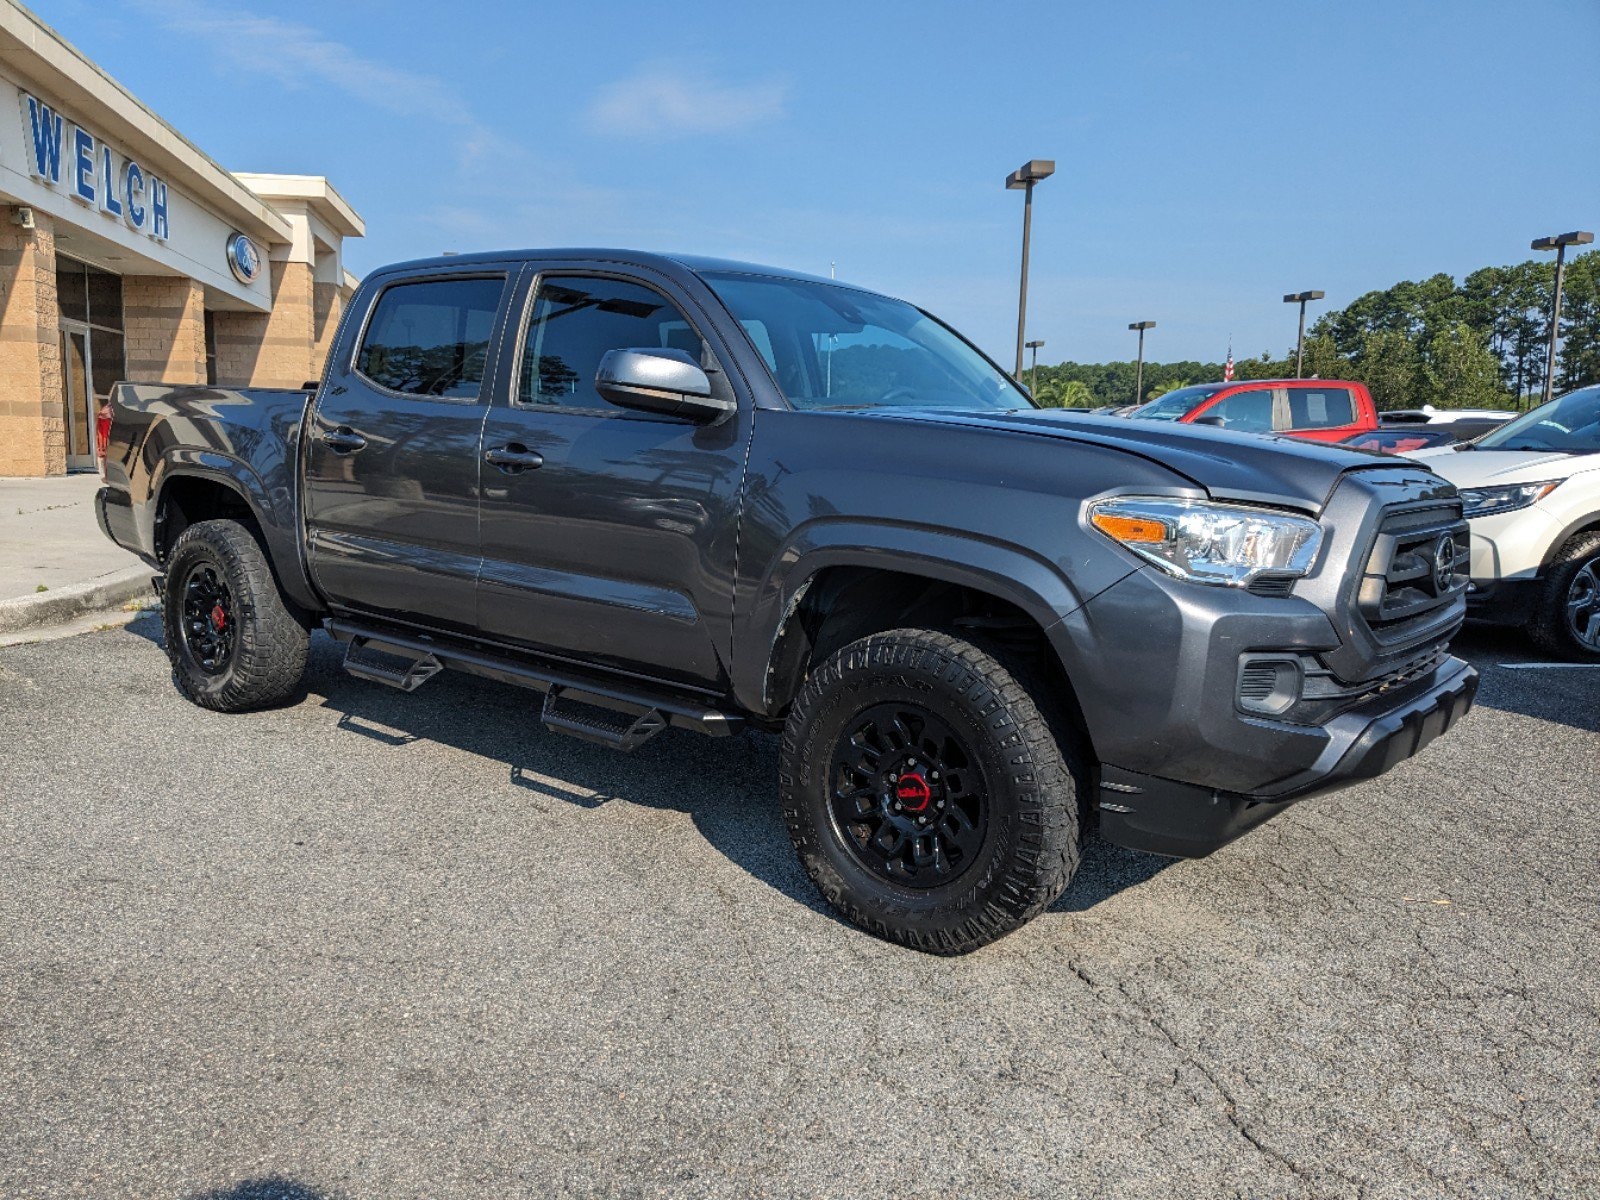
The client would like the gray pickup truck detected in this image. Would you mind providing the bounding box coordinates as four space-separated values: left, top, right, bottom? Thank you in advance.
98 249 1477 953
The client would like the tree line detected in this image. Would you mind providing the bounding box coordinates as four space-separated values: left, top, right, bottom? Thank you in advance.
1029 250 1599 411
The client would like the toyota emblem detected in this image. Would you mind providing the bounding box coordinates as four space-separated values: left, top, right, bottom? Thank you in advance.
1433 534 1458 593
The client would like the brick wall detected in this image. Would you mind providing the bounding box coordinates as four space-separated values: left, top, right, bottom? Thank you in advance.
122 275 206 386
0 210 64 477
213 259 318 388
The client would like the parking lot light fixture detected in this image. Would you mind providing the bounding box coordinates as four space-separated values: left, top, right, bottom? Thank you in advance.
1025 339 1045 395
1283 290 1326 379
1128 321 1155 405
1531 231 1595 406
1007 159 1055 378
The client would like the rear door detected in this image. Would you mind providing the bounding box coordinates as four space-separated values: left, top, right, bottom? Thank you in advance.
302 266 516 631
474 264 751 688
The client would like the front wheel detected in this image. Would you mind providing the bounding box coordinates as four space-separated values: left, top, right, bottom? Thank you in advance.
780 628 1083 954
162 518 310 711
1529 531 1600 662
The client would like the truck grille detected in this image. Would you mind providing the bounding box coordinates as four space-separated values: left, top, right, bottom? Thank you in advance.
1356 503 1470 641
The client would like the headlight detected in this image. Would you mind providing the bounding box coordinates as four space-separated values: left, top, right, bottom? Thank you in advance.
1459 480 1562 518
1089 497 1322 588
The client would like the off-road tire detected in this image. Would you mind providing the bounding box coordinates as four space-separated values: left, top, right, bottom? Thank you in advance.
780 628 1083 954
163 518 310 711
1528 531 1600 662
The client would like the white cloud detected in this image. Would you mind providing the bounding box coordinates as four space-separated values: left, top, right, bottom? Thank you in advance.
586 66 787 138
134 1 489 146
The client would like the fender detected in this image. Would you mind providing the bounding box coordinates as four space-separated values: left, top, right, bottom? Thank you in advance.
150 450 320 612
1541 510 1600 568
731 516 1136 715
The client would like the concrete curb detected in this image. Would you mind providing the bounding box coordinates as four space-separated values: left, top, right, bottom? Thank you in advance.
0 565 154 634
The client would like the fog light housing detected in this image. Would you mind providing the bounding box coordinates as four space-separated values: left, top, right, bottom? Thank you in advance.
1237 656 1302 716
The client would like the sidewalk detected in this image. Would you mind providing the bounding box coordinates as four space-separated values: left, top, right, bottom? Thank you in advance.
0 474 151 633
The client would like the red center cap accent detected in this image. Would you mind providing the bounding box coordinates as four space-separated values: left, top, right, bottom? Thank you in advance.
210 604 227 631
895 773 932 812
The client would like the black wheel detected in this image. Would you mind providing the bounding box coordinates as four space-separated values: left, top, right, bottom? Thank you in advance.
1529 531 1600 662
780 628 1083 954
162 518 310 711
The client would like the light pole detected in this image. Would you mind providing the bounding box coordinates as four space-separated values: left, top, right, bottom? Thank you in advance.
1026 339 1045 395
1006 159 1055 378
1128 321 1155 405
1283 290 1325 378
1532 230 1595 406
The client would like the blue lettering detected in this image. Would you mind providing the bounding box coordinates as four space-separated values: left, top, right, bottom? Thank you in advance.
99 146 123 217
72 127 95 203
123 162 146 230
149 177 169 240
24 95 63 183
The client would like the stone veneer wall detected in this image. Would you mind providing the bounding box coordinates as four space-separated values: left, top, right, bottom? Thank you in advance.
0 210 64 476
213 260 318 388
122 275 207 385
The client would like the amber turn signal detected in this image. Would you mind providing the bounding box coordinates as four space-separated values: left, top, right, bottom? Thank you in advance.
1090 511 1169 544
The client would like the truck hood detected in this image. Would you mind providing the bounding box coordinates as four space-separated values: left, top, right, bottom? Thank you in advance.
857 407 1405 512
1406 445 1600 488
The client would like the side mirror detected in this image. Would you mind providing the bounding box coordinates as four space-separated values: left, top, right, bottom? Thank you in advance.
595 348 731 423
1193 415 1225 427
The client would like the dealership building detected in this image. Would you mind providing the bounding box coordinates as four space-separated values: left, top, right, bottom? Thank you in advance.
0 1 364 476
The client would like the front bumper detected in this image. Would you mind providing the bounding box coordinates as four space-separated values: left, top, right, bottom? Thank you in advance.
1096 654 1477 858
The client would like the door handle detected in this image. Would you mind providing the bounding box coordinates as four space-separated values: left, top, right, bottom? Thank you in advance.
484 444 544 471
321 426 367 453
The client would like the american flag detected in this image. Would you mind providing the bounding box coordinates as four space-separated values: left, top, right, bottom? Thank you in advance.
1223 340 1235 382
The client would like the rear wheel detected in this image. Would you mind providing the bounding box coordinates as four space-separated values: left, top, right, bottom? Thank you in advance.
780 628 1082 954
163 518 310 711
1529 532 1600 662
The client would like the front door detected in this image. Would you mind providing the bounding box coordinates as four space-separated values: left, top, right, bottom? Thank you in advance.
59 322 96 470
474 269 751 688
302 267 517 633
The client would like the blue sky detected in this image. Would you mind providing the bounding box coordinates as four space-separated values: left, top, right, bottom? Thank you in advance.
30 0 1600 365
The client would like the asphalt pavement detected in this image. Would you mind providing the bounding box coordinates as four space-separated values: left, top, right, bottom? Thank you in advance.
1 619 1596 1199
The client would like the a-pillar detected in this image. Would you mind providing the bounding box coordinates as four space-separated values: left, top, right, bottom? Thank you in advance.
0 208 63 477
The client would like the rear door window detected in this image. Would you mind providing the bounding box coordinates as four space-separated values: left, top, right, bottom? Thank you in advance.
1286 386 1356 429
355 276 507 400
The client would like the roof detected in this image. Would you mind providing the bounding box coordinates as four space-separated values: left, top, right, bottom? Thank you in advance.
373 248 871 292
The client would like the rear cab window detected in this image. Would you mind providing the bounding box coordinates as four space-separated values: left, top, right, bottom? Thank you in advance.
1286 386 1356 429
355 276 508 400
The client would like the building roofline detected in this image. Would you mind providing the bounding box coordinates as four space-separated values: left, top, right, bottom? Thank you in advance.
0 1 293 243
231 173 365 238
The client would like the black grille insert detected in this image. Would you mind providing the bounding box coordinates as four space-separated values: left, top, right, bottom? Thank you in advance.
1356 503 1470 639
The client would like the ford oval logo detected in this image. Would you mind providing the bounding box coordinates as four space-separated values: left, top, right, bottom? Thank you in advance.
226 231 262 284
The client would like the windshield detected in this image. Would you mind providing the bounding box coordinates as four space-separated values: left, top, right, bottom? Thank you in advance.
1130 385 1225 421
1474 386 1600 454
703 272 1031 411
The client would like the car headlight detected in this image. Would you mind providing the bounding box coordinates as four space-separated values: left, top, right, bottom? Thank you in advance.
1459 480 1562 518
1089 497 1323 588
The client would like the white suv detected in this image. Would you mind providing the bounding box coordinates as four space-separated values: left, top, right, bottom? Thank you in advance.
1411 384 1600 659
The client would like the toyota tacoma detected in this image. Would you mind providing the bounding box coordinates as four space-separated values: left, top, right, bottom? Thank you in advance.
97 250 1478 953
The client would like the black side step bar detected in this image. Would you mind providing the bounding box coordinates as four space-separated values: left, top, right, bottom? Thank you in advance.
542 686 667 752
324 618 742 746
342 637 442 693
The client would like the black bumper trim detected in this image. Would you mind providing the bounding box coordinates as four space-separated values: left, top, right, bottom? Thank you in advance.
1098 656 1478 858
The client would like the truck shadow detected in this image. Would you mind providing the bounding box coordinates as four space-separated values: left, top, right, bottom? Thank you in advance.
119 620 1180 927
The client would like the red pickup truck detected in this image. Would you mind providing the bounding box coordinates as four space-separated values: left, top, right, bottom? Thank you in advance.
1129 379 1378 443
